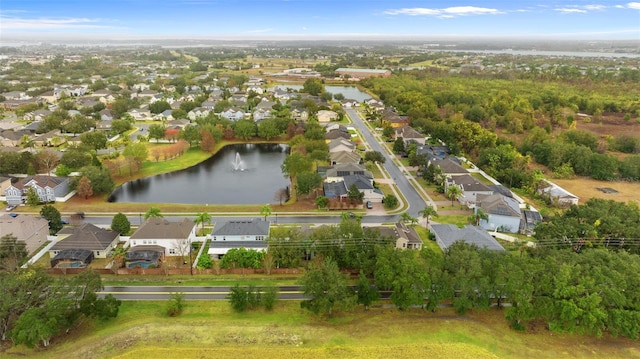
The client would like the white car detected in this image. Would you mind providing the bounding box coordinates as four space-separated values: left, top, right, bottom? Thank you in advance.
5 205 17 211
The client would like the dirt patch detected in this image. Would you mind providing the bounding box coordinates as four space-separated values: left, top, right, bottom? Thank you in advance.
552 177 640 204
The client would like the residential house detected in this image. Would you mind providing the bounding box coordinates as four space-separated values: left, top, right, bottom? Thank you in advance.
381 109 410 128
50 223 120 260
325 129 351 142
430 224 505 252
99 109 115 121
187 107 210 121
291 108 309 121
476 194 522 233
0 176 12 196
253 108 273 121
538 180 579 206
340 99 359 108
0 130 25 147
444 174 493 207
416 145 450 160
208 218 270 259
201 101 217 110
0 213 49 254
33 130 66 147
394 126 425 145
23 109 51 122
317 110 339 124
328 138 355 153
129 217 196 256
428 158 468 177
344 175 384 203
136 89 160 99
388 222 422 250
330 150 361 165
128 108 152 121
247 85 264 94
220 108 245 121
325 123 348 133
325 163 373 183
5 175 70 205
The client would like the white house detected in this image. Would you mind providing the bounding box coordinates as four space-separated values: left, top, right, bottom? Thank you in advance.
476 194 522 234
129 217 196 256
208 218 270 259
444 174 494 208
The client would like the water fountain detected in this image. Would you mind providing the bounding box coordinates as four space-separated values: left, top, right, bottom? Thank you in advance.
231 152 246 171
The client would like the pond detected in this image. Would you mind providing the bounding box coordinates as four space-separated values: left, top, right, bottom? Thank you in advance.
109 143 290 205
273 84 372 102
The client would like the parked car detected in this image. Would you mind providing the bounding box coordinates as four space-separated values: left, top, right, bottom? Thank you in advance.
9 213 18 218
5 205 16 212
366 201 373 209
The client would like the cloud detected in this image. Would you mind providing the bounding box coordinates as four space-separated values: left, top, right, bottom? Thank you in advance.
628 2 640 9
0 16 117 30
244 28 272 33
555 8 587 13
385 6 502 18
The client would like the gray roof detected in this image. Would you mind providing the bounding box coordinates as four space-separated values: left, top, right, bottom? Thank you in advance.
343 174 375 190
477 194 521 217
325 163 372 179
330 151 361 164
431 224 505 251
449 174 492 192
131 217 195 239
488 185 513 198
212 218 270 236
394 222 422 246
323 181 347 198
52 223 119 251
430 158 468 175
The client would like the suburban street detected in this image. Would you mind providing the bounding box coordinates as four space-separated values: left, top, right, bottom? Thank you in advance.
346 108 430 217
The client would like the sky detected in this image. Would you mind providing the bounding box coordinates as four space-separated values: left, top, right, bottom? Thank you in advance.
1 0 639 40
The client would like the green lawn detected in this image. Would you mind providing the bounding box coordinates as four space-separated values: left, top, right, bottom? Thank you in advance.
7 301 639 359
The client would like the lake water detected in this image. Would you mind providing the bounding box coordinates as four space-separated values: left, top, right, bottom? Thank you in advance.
109 143 290 204
273 84 372 102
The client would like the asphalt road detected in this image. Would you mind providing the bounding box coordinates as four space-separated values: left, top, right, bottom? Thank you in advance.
100 285 391 301
345 108 428 217
84 214 399 227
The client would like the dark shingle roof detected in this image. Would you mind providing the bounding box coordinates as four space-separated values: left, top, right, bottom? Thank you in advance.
211 218 269 236
51 223 119 251
431 224 505 251
477 194 521 217
131 217 195 239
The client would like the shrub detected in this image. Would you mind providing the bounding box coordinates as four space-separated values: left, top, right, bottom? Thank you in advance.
166 292 185 317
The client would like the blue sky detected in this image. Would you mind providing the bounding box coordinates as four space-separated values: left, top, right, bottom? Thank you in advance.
1 0 639 40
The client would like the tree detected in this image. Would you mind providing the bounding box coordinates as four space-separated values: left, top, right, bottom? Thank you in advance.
356 272 380 310
364 151 385 164
40 204 63 234
194 211 212 234
0 234 28 272
302 78 325 96
273 187 289 205
80 131 108 150
234 120 257 140
296 171 323 196
123 142 148 163
446 185 463 206
393 137 405 154
471 208 489 226
300 258 355 317
35 150 59 175
281 152 312 196
257 119 281 140
111 212 131 235
25 187 40 207
228 285 249 313
382 194 398 210
347 183 364 203
418 205 438 227
179 125 201 147
149 100 171 114
81 166 114 194
166 292 185 317
76 176 93 199
315 195 329 209
200 129 215 153
60 147 91 170
260 204 272 221
148 124 166 142
144 206 163 219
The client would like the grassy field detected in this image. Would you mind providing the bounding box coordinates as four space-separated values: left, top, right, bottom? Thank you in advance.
6 301 639 359
552 177 640 204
